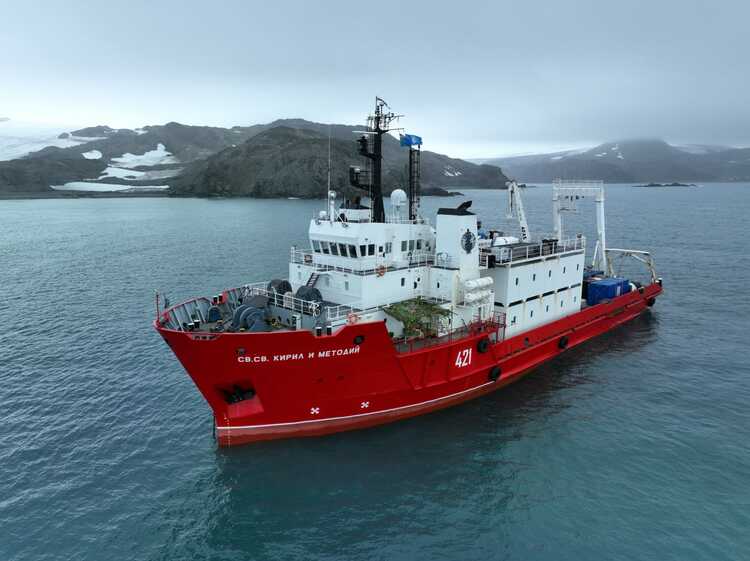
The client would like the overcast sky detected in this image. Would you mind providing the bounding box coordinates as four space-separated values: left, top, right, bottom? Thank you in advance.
1 0 747 157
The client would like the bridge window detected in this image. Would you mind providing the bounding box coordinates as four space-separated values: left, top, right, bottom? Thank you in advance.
321 242 330 254
368 244 375 256
330 243 339 256
312 240 321 253
360 244 366 256
339 244 348 256
348 245 357 257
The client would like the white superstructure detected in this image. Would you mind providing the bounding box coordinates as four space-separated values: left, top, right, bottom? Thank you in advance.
282 180 605 341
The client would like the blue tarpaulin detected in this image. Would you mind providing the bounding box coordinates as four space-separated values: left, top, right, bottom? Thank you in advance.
400 134 422 147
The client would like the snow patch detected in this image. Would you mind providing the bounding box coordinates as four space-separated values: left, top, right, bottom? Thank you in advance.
51 182 169 192
595 152 607 157
0 120 91 160
82 149 102 159
550 155 565 160
443 166 463 177
111 143 178 168
98 166 145 180
97 166 181 181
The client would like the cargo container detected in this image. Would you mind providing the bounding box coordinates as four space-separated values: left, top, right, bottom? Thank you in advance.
586 277 631 306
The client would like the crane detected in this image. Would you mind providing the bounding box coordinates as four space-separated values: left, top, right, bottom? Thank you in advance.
506 180 530 242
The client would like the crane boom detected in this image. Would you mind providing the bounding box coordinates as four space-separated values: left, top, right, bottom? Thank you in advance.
506 180 530 242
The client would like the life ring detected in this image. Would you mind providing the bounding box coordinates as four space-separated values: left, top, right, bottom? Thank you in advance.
376 265 387 277
347 312 360 325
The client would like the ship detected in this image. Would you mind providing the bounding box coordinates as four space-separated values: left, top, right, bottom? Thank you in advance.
155 98 663 446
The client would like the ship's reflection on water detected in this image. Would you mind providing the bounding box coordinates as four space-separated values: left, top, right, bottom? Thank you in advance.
196 312 661 559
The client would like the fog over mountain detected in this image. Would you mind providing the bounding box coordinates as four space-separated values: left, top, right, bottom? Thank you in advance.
1 0 748 158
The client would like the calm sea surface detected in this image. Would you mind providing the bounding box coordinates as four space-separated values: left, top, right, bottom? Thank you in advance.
1 184 749 560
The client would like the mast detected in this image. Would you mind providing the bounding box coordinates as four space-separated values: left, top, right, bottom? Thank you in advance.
349 97 401 223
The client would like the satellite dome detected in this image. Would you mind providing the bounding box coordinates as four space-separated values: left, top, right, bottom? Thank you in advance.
390 188 407 209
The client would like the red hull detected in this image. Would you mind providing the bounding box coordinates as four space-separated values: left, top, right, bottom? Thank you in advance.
156 283 662 446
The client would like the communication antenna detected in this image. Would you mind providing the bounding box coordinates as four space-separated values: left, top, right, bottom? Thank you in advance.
327 124 332 191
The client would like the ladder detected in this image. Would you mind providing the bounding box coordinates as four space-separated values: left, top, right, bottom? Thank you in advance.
306 273 320 287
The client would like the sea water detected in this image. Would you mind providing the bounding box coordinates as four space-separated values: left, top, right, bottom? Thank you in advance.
1 184 748 560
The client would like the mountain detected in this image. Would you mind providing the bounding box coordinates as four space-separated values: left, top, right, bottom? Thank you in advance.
172 124 506 198
485 139 750 183
0 119 507 196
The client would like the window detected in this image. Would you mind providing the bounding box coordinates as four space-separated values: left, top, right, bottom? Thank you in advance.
348 245 357 257
515 277 519 286
532 273 536 281
511 315 517 325
330 243 339 255
437 281 440 288
563 266 566 274
360 245 366 256
385 242 392 253
548 270 552 278
401 277 405 287
545 305 550 312
339 243 347 257
416 239 422 250
401 240 407 252
409 240 415 251
312 240 321 253
573 296 577 303
577 264 580 271
378 245 383 253
560 300 564 307
368 244 375 256
321 242 330 254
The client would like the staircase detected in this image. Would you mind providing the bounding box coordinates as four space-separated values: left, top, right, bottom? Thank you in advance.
306 273 320 287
